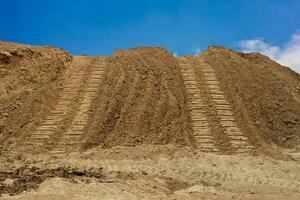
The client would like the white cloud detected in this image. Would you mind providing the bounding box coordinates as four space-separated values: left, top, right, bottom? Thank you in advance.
191 47 201 56
238 32 300 73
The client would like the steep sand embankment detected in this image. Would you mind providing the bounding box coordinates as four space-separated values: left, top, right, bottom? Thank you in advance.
0 42 72 150
200 46 300 149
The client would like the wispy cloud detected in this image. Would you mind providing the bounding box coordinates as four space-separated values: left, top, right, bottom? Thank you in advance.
191 47 201 56
238 31 300 73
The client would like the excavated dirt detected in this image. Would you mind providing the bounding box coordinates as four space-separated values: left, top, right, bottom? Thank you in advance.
83 47 192 149
0 145 300 199
200 46 300 149
0 166 104 195
0 41 299 199
0 41 72 151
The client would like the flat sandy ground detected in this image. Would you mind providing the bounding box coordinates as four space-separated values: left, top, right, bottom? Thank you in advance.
0 145 299 200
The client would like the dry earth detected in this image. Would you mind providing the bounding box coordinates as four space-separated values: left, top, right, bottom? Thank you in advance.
0 41 299 199
0 145 300 199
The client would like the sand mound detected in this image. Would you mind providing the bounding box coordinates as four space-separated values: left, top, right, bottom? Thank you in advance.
0 42 299 155
200 46 300 149
83 47 192 149
0 41 300 200
0 41 71 150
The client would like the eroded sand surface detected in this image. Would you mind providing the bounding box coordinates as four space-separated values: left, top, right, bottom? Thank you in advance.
1 145 299 199
1 42 299 199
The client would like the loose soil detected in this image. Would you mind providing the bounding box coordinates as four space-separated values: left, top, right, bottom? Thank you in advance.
0 41 71 151
0 41 299 199
83 47 191 149
200 46 300 149
0 145 299 199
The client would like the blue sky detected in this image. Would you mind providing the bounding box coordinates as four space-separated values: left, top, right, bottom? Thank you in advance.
1 0 300 59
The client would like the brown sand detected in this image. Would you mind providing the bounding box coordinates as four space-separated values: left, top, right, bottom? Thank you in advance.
200 46 300 149
0 41 71 151
0 42 299 199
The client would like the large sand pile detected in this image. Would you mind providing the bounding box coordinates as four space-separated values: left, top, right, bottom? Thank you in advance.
0 42 299 154
0 42 71 150
200 46 300 149
83 47 192 149
0 42 300 199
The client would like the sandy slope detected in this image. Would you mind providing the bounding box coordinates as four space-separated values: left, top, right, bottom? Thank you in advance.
1 42 299 154
0 42 299 199
0 41 71 150
200 46 300 149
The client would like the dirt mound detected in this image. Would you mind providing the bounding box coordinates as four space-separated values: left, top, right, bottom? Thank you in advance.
83 47 192 148
0 42 299 155
200 46 300 149
0 41 72 151
1 42 300 199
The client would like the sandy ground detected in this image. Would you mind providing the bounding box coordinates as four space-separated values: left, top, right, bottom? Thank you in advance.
1 42 299 200
1 145 300 199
